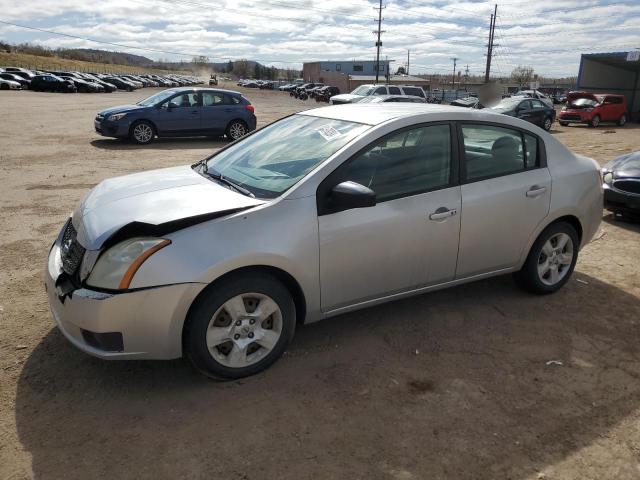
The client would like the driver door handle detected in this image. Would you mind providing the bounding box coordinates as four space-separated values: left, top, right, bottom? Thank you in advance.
429 208 457 220
526 185 547 198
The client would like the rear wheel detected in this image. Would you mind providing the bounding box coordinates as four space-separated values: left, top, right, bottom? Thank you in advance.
543 116 553 131
589 115 600 128
184 272 296 379
618 114 627 127
129 120 155 145
559 121 569 126
226 120 248 141
0 83 8 90
514 222 579 294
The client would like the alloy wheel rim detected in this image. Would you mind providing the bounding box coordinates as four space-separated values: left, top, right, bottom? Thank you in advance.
537 233 574 286
230 123 246 139
620 116 626 125
593 117 600 127
134 124 153 143
544 118 551 130
206 293 283 368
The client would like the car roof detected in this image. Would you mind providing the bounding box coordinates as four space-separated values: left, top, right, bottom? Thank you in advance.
299 103 508 126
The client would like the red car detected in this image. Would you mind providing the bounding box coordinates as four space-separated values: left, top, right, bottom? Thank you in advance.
558 92 627 127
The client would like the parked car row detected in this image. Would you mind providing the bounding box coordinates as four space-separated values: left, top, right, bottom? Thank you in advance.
236 79 278 89
0 66 201 93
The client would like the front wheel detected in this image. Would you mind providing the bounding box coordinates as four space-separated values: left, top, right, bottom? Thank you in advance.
589 115 600 128
559 121 568 127
129 120 155 145
184 273 296 379
226 120 248 141
514 222 579 294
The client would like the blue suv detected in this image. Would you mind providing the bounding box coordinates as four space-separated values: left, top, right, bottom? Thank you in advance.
95 87 257 144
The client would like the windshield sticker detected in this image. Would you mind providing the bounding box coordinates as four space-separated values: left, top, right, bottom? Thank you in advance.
316 125 341 141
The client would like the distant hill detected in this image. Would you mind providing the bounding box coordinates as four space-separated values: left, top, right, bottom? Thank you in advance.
58 48 155 66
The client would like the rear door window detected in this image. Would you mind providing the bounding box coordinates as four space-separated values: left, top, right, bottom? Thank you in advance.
202 92 225 106
388 86 401 94
373 87 387 95
461 124 526 181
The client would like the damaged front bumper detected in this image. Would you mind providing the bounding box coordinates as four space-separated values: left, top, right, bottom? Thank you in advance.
45 236 206 360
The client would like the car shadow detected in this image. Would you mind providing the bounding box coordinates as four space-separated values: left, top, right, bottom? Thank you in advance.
15 273 640 479
602 211 640 229
90 137 229 151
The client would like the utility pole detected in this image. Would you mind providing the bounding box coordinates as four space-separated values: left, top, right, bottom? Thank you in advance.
373 0 385 83
484 4 498 83
407 49 410 75
451 57 458 91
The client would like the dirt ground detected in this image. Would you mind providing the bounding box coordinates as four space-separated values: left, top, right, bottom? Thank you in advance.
1 85 640 480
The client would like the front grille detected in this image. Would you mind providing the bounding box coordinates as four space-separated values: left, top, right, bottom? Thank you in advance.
561 114 582 121
613 179 640 195
60 221 85 276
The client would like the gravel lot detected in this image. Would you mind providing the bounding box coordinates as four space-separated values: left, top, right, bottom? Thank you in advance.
1 85 639 480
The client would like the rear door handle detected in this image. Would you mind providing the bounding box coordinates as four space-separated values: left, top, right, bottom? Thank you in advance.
429 208 457 220
526 185 547 198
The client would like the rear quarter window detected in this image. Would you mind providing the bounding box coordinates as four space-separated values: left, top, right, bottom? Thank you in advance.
402 87 425 97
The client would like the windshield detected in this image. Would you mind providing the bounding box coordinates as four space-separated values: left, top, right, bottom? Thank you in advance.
137 89 178 106
203 115 370 198
569 98 598 108
491 98 522 110
351 85 374 96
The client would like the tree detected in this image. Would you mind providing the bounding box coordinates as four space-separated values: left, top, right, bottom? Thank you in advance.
511 65 535 88
253 63 261 79
395 66 406 75
225 60 233 73
232 59 250 78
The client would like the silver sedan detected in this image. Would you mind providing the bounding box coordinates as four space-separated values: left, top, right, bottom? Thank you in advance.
45 104 603 378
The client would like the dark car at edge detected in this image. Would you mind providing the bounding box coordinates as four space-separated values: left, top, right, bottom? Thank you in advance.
602 151 640 219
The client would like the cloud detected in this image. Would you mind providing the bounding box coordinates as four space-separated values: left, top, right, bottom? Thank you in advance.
0 0 638 76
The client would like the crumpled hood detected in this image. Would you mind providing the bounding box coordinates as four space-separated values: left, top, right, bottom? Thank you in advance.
73 165 265 249
98 104 146 116
603 151 640 178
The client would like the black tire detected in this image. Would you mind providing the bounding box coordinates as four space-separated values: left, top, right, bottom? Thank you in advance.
184 272 296 379
129 120 155 145
226 120 248 141
589 115 600 128
0 83 8 90
618 114 627 127
514 221 579 295
559 121 568 127
543 116 553 131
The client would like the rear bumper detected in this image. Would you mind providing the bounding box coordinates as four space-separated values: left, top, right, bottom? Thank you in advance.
45 239 205 360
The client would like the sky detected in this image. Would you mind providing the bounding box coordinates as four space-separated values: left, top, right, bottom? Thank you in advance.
0 0 639 77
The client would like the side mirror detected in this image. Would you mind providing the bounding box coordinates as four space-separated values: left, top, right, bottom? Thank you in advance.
167 102 180 110
329 181 376 213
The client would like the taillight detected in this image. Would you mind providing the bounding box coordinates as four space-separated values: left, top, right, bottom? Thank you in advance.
245 105 255 113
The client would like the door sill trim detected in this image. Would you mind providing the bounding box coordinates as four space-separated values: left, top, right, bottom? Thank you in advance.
322 267 515 318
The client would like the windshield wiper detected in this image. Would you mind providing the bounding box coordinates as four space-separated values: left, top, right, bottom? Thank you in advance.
201 167 255 198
